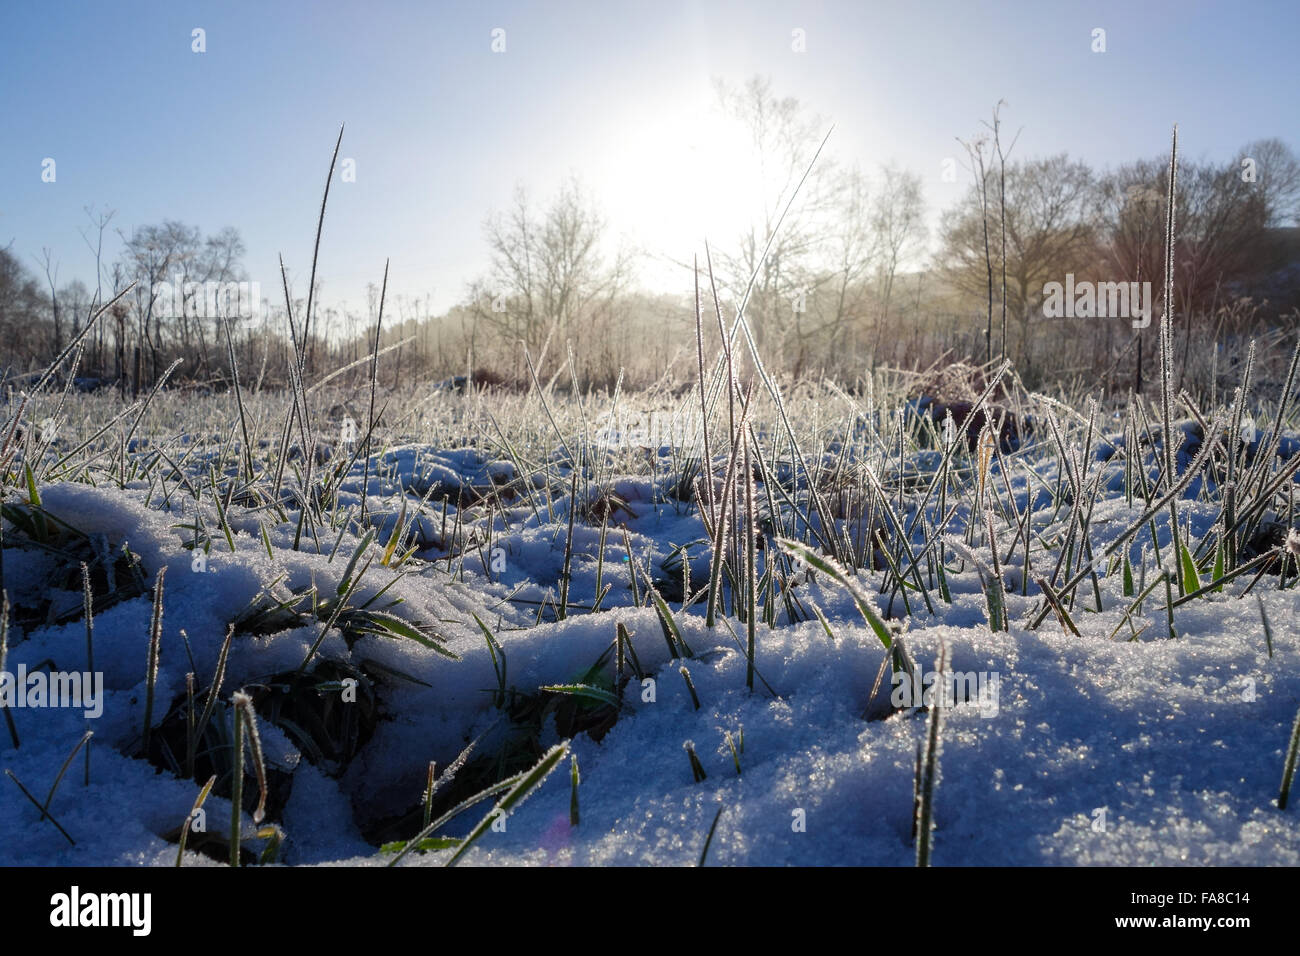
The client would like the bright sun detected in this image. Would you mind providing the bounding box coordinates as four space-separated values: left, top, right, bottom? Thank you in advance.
592 94 768 280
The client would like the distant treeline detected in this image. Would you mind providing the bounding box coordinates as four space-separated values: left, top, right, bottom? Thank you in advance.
3 83 1298 398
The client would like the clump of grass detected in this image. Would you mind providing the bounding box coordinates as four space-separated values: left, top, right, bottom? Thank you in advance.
386 741 570 867
0 495 148 629
224 566 457 668
4 730 94 847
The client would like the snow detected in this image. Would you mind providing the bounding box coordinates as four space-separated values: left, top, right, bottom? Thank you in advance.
3 428 1299 867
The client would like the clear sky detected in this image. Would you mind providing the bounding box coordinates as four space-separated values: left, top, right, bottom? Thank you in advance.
1 0 1296 317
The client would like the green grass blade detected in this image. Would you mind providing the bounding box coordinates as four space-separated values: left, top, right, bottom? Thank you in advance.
445 742 570 867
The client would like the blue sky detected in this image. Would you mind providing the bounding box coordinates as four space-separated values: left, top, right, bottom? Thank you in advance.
1 0 1296 316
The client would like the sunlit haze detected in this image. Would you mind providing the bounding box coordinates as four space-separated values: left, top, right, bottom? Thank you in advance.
2 0 1296 314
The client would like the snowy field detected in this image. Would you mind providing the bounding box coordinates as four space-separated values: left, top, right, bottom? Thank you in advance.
2 360 1300 867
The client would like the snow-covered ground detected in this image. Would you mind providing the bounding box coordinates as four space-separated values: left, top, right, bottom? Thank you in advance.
2 387 1299 866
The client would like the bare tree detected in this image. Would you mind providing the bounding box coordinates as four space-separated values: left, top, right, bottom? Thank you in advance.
78 205 116 371
811 167 875 375
34 248 62 355
713 76 838 362
59 279 91 346
869 164 927 371
114 222 246 385
1098 146 1285 321
0 244 48 369
474 178 630 377
1243 137 1300 228
939 154 1097 369
182 227 247 379
117 221 201 384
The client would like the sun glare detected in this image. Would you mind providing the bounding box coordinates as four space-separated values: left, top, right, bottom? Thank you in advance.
592 95 767 277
